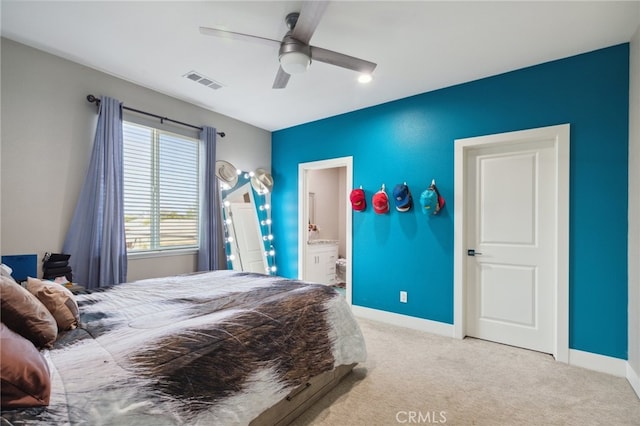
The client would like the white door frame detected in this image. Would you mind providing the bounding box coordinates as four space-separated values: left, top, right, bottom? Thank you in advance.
298 156 353 305
453 124 570 362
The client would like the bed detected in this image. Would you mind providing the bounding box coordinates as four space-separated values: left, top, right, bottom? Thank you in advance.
0 270 366 425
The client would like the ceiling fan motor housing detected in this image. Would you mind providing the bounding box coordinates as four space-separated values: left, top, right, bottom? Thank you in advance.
279 35 311 74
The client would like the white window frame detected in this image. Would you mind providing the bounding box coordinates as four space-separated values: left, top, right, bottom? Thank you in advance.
122 121 201 256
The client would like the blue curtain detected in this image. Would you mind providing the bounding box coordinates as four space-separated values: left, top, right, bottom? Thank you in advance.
63 96 127 288
198 126 221 271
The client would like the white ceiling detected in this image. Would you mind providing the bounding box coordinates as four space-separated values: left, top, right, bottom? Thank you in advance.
2 1 639 131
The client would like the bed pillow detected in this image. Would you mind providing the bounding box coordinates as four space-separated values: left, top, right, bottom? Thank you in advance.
0 263 15 279
0 322 51 408
26 277 79 331
0 276 58 348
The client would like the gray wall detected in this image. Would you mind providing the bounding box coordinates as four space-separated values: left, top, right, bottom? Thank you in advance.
0 38 271 281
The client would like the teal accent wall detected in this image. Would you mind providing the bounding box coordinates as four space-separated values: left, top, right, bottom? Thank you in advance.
272 44 629 359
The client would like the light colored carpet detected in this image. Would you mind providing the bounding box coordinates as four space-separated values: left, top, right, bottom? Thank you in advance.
292 318 640 426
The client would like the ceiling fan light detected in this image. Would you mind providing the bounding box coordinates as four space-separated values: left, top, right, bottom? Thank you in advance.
280 51 311 74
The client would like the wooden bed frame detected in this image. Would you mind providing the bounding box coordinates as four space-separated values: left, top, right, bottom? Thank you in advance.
251 363 356 425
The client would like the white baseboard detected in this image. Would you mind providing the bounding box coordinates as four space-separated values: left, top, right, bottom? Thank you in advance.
627 363 640 399
352 306 637 391
568 349 627 377
351 305 454 338
351 305 640 388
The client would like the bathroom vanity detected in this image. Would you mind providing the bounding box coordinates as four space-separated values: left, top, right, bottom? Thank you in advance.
305 240 339 285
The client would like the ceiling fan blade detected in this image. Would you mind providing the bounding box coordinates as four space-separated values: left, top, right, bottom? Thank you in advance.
272 66 291 89
199 26 280 48
310 46 377 74
291 1 329 44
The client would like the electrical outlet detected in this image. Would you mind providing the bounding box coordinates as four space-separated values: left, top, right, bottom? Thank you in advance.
400 291 408 303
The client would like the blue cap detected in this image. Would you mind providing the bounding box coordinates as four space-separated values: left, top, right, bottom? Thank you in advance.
393 184 412 212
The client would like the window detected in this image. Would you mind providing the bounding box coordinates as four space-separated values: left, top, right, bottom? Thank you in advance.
122 122 200 253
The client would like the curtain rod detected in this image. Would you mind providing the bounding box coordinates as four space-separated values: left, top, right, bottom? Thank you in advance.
86 94 225 138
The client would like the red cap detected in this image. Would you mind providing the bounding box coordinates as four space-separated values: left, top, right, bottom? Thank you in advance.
350 188 366 211
372 190 389 214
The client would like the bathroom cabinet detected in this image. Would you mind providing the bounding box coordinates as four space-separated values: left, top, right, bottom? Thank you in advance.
305 242 338 285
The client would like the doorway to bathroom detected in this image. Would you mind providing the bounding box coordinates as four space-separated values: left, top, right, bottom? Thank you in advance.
298 157 353 305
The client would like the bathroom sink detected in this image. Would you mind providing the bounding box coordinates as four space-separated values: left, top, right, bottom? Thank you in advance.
307 239 339 245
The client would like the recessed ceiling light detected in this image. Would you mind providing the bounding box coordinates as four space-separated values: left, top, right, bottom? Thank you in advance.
358 74 373 84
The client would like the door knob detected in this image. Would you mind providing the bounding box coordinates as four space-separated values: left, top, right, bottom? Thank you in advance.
467 249 483 256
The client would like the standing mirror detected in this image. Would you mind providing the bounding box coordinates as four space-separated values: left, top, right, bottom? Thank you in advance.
216 161 276 274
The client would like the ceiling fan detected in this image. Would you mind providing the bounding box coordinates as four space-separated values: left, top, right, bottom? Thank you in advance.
199 1 377 89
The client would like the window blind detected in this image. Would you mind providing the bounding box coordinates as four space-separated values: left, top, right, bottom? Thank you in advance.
123 122 200 252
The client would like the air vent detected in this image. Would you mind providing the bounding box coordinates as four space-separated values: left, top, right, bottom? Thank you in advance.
183 71 224 90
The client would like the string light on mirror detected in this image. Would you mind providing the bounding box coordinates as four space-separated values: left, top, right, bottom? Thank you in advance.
258 197 276 274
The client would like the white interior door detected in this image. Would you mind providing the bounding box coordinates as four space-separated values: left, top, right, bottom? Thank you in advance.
229 202 266 274
465 138 556 354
